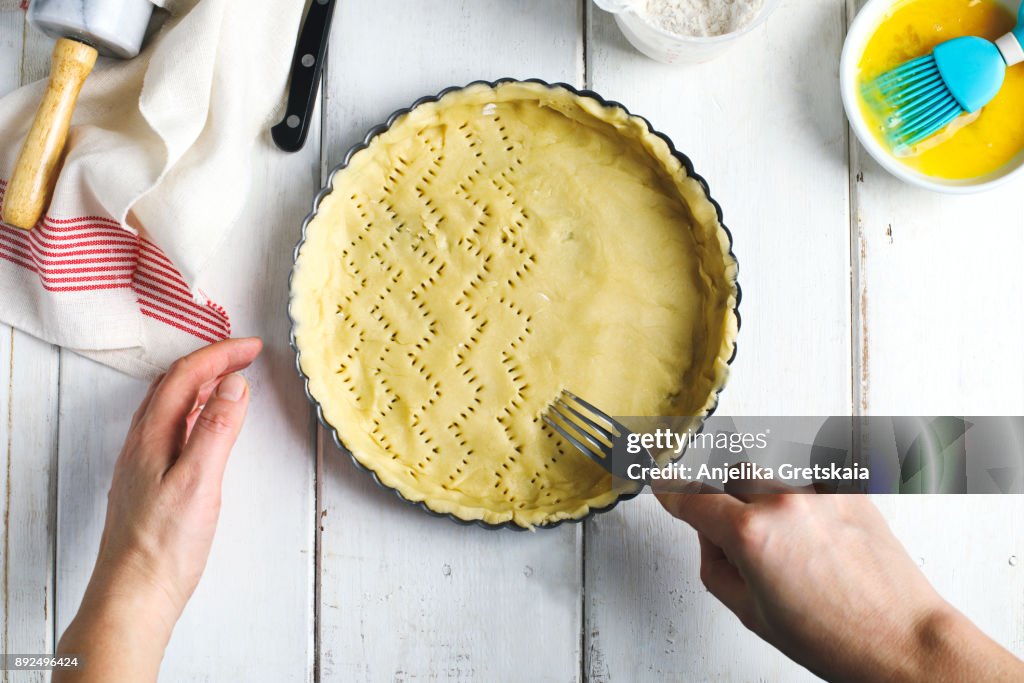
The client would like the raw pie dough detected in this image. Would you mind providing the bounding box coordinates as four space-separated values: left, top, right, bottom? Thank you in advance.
291 82 738 528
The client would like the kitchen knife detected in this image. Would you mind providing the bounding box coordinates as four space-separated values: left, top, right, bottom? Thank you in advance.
272 0 337 153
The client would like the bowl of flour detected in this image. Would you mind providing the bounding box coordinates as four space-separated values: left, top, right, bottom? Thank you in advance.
596 0 780 64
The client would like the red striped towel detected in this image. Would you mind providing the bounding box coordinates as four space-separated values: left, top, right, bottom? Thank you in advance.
0 181 230 375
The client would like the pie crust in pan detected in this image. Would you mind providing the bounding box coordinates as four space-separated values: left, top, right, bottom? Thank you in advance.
290 80 739 529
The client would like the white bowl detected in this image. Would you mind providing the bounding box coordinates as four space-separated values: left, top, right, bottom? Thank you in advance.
611 0 781 65
841 0 1024 194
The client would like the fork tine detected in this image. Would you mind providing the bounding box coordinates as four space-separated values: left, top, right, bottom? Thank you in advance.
555 398 615 446
561 390 625 434
549 406 611 457
543 415 615 475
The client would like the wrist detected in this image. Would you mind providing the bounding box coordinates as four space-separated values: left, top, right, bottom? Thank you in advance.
78 587 177 645
906 602 1019 683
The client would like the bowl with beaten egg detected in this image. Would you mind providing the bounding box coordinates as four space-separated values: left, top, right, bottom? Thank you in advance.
842 0 1024 193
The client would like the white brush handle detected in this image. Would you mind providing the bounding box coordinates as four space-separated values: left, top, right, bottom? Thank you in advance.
996 32 1024 67
1000 2 1024 67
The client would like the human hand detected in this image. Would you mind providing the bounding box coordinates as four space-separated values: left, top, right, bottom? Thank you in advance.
656 482 1024 682
56 337 263 683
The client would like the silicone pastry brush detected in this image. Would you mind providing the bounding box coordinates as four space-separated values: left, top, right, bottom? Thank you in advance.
862 1 1024 153
1 0 155 231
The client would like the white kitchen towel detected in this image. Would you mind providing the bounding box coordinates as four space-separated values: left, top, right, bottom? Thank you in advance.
0 0 306 377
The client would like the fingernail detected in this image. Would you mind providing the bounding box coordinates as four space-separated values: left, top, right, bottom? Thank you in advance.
217 373 247 401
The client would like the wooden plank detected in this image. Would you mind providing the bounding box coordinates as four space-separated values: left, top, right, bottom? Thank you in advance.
0 11 59 682
584 0 851 680
851 148 1024 414
317 1 585 681
0 333 59 683
52 41 321 683
0 338 60 680
52 362 143 636
848 0 1024 661
160 125 322 680
18 11 51 84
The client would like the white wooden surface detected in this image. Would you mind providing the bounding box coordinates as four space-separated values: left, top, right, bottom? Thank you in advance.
0 1 1022 682
1 8 57 683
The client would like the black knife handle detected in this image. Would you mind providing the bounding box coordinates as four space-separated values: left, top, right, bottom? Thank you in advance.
272 0 337 152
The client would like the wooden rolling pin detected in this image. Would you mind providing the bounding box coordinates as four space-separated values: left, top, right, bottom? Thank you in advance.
1 0 155 231
2 39 96 230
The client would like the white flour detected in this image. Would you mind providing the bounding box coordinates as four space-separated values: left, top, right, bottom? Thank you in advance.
637 0 765 37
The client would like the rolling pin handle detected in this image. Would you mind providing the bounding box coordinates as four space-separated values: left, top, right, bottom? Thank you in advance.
1 38 98 231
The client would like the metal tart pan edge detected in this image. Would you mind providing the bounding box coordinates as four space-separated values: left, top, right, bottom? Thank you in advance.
287 78 742 532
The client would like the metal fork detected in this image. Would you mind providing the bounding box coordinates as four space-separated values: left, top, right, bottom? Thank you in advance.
542 390 655 480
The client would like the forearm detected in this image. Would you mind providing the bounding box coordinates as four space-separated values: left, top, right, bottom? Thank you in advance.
812 602 1024 683
54 590 175 683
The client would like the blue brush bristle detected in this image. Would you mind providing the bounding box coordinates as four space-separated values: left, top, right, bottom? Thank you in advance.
863 55 966 152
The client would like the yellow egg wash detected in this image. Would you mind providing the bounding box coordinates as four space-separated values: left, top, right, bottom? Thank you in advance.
858 0 1024 179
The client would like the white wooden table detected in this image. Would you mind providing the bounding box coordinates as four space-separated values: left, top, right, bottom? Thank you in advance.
1 1 1022 681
